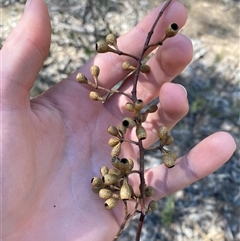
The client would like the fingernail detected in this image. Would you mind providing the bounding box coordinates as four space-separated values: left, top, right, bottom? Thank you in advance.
177 84 188 97
24 0 32 12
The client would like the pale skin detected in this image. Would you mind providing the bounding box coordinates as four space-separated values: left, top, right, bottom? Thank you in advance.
1 0 236 240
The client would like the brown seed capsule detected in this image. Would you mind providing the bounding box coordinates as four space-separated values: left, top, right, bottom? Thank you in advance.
136 124 147 140
165 23 179 37
96 41 116 53
76 73 88 84
111 156 121 169
164 135 174 146
102 174 119 185
147 200 159 212
107 125 119 136
140 64 150 73
104 197 119 210
125 102 135 112
145 186 155 197
117 123 127 136
122 117 135 129
90 65 100 78
122 60 136 71
106 33 118 49
111 142 121 157
139 112 148 123
89 91 103 101
108 167 122 176
91 177 103 187
100 166 109 176
99 188 113 199
161 23 179 43
92 186 102 193
108 137 120 147
146 104 158 113
134 99 144 112
120 178 133 200
162 151 177 168
117 158 134 174
158 126 169 144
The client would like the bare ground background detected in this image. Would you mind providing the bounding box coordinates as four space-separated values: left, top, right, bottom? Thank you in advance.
1 0 240 240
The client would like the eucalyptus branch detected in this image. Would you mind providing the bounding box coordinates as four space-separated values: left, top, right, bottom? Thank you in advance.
76 1 180 240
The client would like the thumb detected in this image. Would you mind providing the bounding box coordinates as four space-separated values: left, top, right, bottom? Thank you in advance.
1 0 51 107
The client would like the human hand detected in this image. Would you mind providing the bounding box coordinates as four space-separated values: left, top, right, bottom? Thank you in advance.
1 0 236 240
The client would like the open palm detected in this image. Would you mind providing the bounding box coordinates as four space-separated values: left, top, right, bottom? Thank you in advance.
1 0 236 241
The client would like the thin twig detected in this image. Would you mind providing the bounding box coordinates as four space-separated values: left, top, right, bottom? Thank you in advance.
132 1 173 240
112 210 138 241
131 0 173 101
